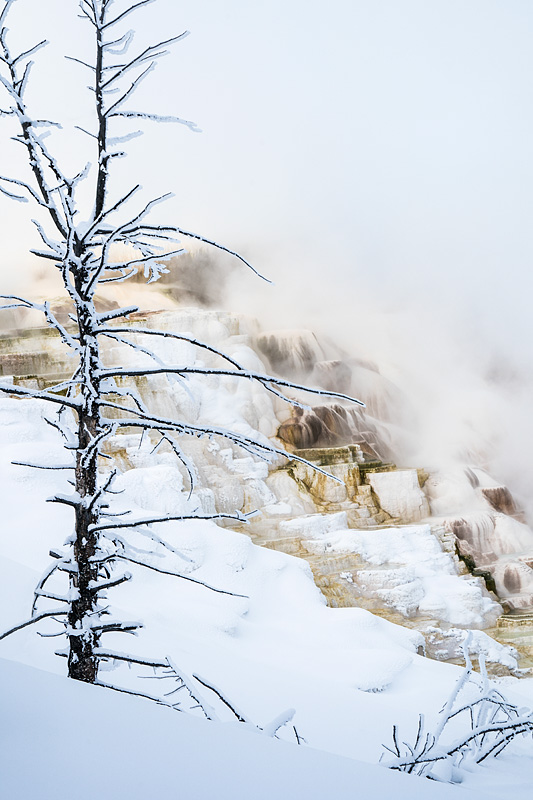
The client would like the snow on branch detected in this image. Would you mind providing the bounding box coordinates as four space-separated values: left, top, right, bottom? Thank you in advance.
84 185 141 241
90 620 143 634
192 673 252 724
98 364 366 406
78 0 97 26
94 652 301 740
382 637 533 782
151 432 196 498
99 401 345 483
87 572 132 593
12 38 48 66
105 61 156 117
94 649 168 669
103 28 135 56
0 0 15 30
89 510 253 534
101 526 196 565
107 128 143 145
0 182 27 202
108 110 201 133
101 0 157 31
0 382 80 409
97 326 247 372
97 305 139 323
100 246 186 281
122 224 272 282
0 174 51 206
113 552 248 598
101 33 188 87
98 267 138 284
0 607 69 641
32 558 73 614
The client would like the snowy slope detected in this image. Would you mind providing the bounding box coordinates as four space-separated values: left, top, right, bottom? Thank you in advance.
0 657 474 800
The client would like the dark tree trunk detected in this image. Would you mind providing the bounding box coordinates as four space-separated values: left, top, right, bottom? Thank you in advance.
68 293 103 683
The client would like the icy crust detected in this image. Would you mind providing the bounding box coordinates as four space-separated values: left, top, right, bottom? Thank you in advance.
303 521 501 628
425 628 519 671
367 469 430 522
279 511 349 538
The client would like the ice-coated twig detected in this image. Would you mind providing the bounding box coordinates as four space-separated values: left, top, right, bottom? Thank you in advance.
89 510 251 533
98 401 345 483
97 325 247 370
262 708 296 738
94 680 174 706
152 432 197 498
31 557 72 615
0 381 80 408
101 527 193 564
12 460 75 471
114 553 248 598
163 656 219 720
101 0 157 31
0 607 69 641
98 363 365 406
192 673 250 724
95 649 169 669
94 652 301 740
382 633 533 779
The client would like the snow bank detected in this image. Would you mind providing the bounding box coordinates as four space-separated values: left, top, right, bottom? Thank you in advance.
0 657 469 800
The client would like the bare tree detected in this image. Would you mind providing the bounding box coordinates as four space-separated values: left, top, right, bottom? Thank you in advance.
382 636 533 782
0 0 363 687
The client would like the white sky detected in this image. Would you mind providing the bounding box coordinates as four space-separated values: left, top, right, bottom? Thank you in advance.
0 0 532 356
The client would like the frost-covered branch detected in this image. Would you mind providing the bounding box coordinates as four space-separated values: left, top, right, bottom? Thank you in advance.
97 326 247 371
382 638 533 782
0 294 80 351
89 510 253 533
0 607 69 641
31 557 73 615
98 363 365 406
95 652 300 740
111 552 248 598
99 402 344 482
119 223 272 282
0 382 80 409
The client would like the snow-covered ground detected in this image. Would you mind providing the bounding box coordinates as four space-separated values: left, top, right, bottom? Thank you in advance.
2 396 533 798
0 657 481 800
